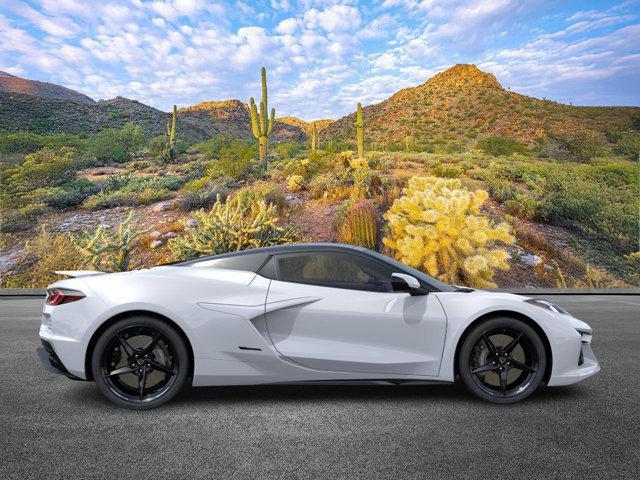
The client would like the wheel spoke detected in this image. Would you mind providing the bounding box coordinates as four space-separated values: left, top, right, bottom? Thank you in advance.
116 334 135 357
503 332 523 354
482 335 496 355
471 362 499 374
499 368 509 395
105 365 136 378
149 360 176 376
509 358 536 373
138 368 147 401
141 333 162 355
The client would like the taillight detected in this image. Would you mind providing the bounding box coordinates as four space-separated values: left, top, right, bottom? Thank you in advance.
46 288 85 306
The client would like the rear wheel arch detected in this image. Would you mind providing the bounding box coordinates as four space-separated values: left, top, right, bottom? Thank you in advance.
453 310 553 385
84 310 194 381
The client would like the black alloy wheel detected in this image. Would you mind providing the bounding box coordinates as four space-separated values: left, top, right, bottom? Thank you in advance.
92 316 189 409
458 317 547 404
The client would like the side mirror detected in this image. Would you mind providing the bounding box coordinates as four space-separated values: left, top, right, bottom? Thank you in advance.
391 273 426 295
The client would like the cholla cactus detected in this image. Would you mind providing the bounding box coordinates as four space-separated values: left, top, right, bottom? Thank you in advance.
339 150 353 167
287 174 305 192
383 176 514 287
340 198 378 249
73 211 148 272
169 195 299 260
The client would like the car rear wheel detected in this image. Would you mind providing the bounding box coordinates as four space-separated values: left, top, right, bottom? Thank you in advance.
91 316 189 410
458 317 547 404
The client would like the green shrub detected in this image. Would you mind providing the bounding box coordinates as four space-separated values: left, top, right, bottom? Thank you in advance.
275 142 306 160
0 131 87 154
615 133 640 160
432 163 463 178
175 189 228 212
556 132 603 162
88 123 144 163
82 187 173 210
31 179 99 209
148 135 167 157
504 193 540 220
478 136 529 156
0 203 46 232
234 181 286 211
203 140 257 178
0 147 81 208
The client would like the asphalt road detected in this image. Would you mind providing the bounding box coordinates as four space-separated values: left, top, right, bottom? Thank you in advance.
1 295 639 480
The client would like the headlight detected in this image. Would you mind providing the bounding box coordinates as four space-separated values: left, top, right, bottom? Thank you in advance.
524 298 569 315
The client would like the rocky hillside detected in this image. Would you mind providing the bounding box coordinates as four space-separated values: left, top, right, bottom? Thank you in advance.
321 64 640 147
179 100 306 142
0 71 94 104
0 73 305 143
0 91 209 142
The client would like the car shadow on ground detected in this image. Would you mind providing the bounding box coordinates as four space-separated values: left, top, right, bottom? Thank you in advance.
63 379 588 410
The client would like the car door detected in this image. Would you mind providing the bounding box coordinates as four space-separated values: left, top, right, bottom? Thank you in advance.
263 251 447 376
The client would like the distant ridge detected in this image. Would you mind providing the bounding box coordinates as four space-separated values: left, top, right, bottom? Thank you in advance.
179 100 306 142
0 72 95 104
277 116 334 135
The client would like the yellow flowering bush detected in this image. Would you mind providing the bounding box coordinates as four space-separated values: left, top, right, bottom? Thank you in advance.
287 174 305 192
383 176 514 287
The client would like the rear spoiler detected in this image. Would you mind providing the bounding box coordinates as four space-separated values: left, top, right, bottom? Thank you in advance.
54 270 105 278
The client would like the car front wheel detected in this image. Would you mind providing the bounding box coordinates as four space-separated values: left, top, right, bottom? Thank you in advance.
458 317 547 404
91 316 189 410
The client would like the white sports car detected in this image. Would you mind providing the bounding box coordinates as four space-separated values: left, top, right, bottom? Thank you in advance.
37 243 600 409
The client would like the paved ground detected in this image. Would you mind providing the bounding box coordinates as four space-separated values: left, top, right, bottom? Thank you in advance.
1 295 638 479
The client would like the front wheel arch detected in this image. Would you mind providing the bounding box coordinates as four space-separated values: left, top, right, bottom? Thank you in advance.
453 310 553 386
84 310 194 382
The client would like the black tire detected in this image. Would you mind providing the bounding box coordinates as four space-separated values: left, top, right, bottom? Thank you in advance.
91 316 189 410
458 317 547 404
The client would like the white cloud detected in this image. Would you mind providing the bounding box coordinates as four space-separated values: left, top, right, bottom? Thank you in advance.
271 0 291 11
152 17 167 28
276 17 298 35
305 5 361 33
9 2 80 37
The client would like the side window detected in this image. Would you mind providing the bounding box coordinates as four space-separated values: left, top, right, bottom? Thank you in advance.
190 253 268 272
274 252 394 292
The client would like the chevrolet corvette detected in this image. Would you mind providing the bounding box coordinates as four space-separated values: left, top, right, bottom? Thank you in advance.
37 243 600 409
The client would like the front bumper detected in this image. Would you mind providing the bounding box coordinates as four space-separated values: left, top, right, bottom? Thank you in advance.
547 329 601 386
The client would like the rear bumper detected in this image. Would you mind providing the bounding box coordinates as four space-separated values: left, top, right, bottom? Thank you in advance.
36 340 83 380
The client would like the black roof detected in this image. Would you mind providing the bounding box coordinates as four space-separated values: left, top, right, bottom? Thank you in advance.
176 243 370 266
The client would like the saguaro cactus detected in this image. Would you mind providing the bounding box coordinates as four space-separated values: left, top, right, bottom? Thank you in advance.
355 102 364 160
250 67 275 167
165 104 177 161
310 122 317 152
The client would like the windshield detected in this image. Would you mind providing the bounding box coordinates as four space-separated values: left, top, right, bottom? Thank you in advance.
365 250 457 292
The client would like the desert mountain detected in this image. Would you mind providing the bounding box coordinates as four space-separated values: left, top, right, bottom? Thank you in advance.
277 116 334 135
0 74 305 143
321 64 639 147
179 100 305 142
0 71 94 104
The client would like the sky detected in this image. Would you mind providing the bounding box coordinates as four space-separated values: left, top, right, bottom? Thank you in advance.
0 0 638 120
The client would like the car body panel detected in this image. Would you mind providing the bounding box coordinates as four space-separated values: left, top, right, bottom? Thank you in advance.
265 279 446 375
38 244 600 389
